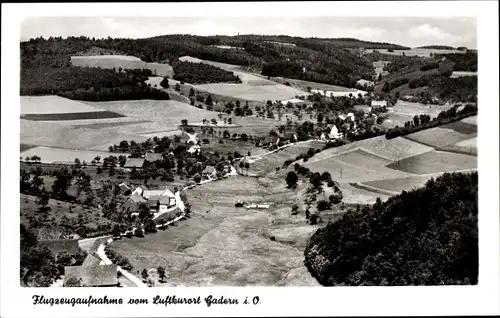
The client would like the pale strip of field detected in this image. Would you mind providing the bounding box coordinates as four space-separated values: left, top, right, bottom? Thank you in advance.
454 137 477 147
368 48 466 57
451 71 477 78
39 117 143 127
392 101 451 117
195 83 307 102
307 135 433 164
337 182 391 205
71 55 174 77
461 116 477 126
21 96 106 114
20 119 144 151
83 100 217 127
179 56 241 70
20 146 129 164
139 130 183 138
387 150 477 175
404 127 475 149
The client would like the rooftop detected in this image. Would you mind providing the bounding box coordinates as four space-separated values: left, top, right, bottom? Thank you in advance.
124 158 145 168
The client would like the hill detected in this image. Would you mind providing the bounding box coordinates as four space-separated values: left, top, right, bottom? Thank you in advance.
304 172 478 286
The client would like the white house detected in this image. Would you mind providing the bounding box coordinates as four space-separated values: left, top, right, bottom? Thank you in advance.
371 100 388 108
328 125 341 139
347 112 355 121
311 89 368 98
187 145 201 154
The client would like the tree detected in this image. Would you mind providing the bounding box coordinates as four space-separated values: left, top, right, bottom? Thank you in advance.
112 224 122 238
157 266 166 282
141 268 149 282
159 77 169 89
317 200 329 211
205 95 213 106
74 158 81 170
286 171 299 188
189 87 195 97
134 228 144 238
37 188 50 211
175 83 181 92
64 277 83 287
52 167 73 200
291 204 299 215
193 173 202 184
181 119 188 127
144 219 157 234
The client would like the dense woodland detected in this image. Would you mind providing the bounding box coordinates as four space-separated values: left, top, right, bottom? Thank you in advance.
304 172 478 286
171 60 241 84
427 76 478 102
434 52 477 72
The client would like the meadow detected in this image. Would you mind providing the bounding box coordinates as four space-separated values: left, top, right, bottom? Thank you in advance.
112 176 320 286
21 95 106 114
404 120 477 149
387 150 477 175
20 146 129 164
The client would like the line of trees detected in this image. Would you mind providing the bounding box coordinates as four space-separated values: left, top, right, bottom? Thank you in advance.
171 60 241 84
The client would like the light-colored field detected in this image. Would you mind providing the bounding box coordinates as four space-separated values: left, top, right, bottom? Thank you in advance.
21 96 106 115
83 100 217 128
451 71 477 78
337 182 391 205
382 101 454 128
20 119 144 151
20 146 129 164
362 173 447 193
269 77 354 93
369 48 466 57
304 149 410 183
112 176 320 286
461 115 477 126
387 150 477 175
441 137 478 156
404 123 477 149
212 45 243 50
307 135 433 163
178 56 307 101
71 55 174 77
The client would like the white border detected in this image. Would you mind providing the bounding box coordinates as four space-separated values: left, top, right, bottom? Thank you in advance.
2 2 499 317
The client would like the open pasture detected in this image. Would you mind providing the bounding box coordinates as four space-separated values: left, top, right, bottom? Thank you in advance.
269 77 356 93
20 146 129 164
70 55 174 77
307 135 433 163
387 150 477 175
20 119 143 151
369 48 466 57
304 149 410 183
461 115 477 126
20 95 106 115
179 56 241 71
195 82 307 102
441 137 478 156
112 176 320 286
404 120 477 149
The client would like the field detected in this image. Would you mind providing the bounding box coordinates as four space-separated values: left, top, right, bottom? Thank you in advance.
20 119 144 151
381 101 453 129
404 120 478 149
70 55 174 77
21 95 106 115
307 135 433 163
368 48 466 57
112 176 320 286
20 146 129 164
450 71 477 78
178 56 307 101
387 150 477 175
304 149 410 183
267 77 354 93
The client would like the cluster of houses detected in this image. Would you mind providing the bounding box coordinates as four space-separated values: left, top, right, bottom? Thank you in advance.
37 239 118 287
310 88 369 98
120 184 176 214
123 132 201 169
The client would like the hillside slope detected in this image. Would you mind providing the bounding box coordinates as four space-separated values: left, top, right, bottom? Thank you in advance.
304 172 478 286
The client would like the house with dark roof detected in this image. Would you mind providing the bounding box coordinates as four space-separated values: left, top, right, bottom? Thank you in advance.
145 153 163 163
121 194 147 212
148 199 160 212
38 239 80 259
63 265 118 287
124 158 145 169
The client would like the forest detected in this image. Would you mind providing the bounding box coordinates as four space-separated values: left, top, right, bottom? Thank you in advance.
304 172 478 286
434 52 477 72
428 76 478 102
171 60 242 84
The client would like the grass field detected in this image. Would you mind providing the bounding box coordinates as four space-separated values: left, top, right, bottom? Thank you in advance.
451 71 477 78
71 55 174 77
461 115 477 126
71 120 150 129
440 137 478 156
387 150 477 175
21 95 106 114
112 176 320 286
20 144 36 152
267 77 353 93
20 119 143 151
307 135 433 163
381 101 454 129
404 122 477 149
20 146 129 164
304 149 410 183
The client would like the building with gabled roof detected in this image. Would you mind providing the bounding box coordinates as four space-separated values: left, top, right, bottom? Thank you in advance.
145 153 163 163
81 254 105 267
124 158 145 169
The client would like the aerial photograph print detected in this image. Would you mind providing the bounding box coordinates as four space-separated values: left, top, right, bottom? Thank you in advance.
19 15 479 288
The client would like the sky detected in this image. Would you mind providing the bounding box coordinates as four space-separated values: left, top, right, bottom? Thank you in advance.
21 16 477 49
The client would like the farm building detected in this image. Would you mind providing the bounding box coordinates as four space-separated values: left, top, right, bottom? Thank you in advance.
357 79 375 87
371 100 388 108
259 136 279 148
246 204 271 209
37 239 80 259
121 194 147 212
124 158 145 169
131 185 149 197
354 105 372 113
148 199 160 212
280 98 308 107
187 145 201 154
202 165 217 179
145 153 162 163
328 125 341 139
63 265 118 287
346 113 356 121
118 183 131 193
